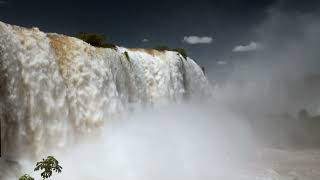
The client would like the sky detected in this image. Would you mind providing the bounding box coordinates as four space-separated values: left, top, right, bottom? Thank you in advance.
0 0 319 67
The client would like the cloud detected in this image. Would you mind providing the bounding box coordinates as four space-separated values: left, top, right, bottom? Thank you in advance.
232 42 261 52
142 38 149 42
216 61 228 65
183 36 213 44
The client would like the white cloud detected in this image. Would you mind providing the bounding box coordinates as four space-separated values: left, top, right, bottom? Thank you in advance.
142 38 149 42
183 36 213 44
233 42 261 52
216 61 228 65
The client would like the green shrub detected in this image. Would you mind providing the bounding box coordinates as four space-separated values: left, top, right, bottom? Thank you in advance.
172 48 187 59
75 32 105 46
154 46 188 59
154 45 170 51
75 32 116 50
100 43 117 50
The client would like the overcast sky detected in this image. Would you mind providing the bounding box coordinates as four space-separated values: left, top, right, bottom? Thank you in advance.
0 0 319 66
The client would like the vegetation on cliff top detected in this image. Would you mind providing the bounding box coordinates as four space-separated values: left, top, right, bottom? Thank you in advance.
75 32 116 50
154 46 188 59
74 33 188 59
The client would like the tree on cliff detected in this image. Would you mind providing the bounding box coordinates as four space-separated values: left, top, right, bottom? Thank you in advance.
19 156 62 180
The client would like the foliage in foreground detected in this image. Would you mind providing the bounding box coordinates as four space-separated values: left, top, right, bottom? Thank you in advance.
19 156 62 180
154 46 188 59
75 32 116 49
19 174 34 180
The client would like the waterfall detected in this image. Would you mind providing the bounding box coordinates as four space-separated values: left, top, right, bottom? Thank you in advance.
0 21 210 159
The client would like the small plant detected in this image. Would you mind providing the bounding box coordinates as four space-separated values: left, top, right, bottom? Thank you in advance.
35 156 62 179
19 156 62 180
124 51 130 61
201 66 206 75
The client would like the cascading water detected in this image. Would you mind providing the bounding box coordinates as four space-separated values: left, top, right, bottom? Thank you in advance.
0 21 210 159
2 22 320 180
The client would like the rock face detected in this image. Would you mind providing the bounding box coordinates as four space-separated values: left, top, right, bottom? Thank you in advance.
0 21 210 158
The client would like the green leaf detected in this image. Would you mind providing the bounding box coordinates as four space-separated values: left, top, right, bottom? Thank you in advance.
19 174 34 180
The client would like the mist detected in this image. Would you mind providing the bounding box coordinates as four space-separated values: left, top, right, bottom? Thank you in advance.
208 5 320 149
2 1 320 180
214 6 320 112
15 102 260 180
